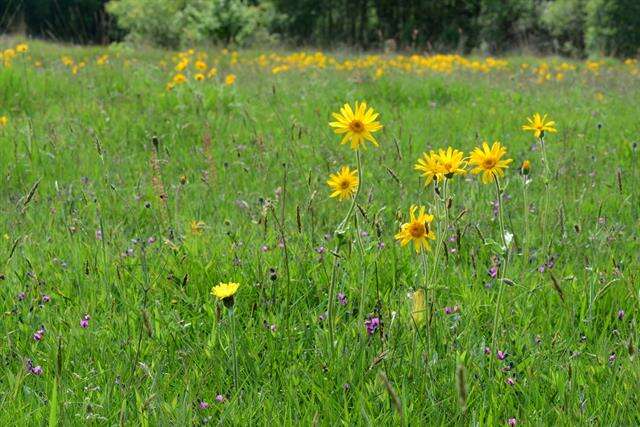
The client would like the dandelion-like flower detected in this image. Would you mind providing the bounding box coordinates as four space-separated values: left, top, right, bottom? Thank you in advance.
395 205 436 253
211 282 240 307
435 147 467 178
414 151 443 185
326 166 358 200
225 74 236 85
469 141 513 184
329 101 383 150
522 113 557 138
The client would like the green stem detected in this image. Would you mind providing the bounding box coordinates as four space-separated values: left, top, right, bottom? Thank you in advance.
490 174 510 354
230 308 239 390
522 175 529 271
327 150 363 352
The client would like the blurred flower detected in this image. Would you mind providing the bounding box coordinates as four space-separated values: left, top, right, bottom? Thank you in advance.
365 316 380 335
225 74 236 85
522 113 557 138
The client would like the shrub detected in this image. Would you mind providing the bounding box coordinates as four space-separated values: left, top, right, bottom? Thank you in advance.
585 0 640 57
541 0 586 56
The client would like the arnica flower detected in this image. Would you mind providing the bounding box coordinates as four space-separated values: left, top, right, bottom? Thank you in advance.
469 141 513 184
0 115 8 127
207 67 218 78
326 166 358 200
173 73 187 84
414 151 443 186
435 147 467 178
16 43 28 53
522 113 557 138
411 289 426 327
225 74 236 85
194 73 205 81
520 160 531 176
395 205 436 253
211 282 240 308
195 60 207 71
329 101 383 150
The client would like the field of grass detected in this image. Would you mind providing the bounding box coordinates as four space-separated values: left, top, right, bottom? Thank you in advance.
1 38 639 425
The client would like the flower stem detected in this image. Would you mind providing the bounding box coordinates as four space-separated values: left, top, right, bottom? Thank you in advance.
490 174 509 354
327 150 363 353
230 308 239 391
522 175 529 271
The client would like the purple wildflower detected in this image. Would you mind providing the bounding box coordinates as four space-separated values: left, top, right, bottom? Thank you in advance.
617 309 624 320
365 317 380 335
337 292 347 305
506 377 515 386
199 401 209 409
18 292 26 301
488 266 498 279
41 295 51 303
31 366 43 376
215 394 225 403
508 418 517 426
80 314 91 329
496 350 506 360
609 353 616 363
484 346 491 355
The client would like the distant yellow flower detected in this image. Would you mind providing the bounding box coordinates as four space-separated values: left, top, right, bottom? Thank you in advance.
329 101 383 150
195 60 207 70
411 289 426 327
435 147 467 178
173 73 187 84
326 166 359 201
175 59 189 72
207 67 218 78
522 113 557 138
414 151 443 186
395 205 436 253
468 141 513 184
166 82 175 91
225 74 236 85
190 220 205 234
211 282 239 306
194 73 205 81
520 160 531 175
15 44 28 53
0 116 8 127
375 67 384 79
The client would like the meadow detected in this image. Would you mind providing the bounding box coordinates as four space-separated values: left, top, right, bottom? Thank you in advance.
1 39 639 425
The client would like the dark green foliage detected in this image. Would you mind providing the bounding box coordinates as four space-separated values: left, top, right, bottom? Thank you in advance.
585 0 640 57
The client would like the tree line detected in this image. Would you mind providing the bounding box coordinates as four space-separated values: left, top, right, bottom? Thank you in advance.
1 0 639 57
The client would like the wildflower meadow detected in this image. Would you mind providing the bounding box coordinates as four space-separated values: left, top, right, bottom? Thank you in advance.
1 39 639 425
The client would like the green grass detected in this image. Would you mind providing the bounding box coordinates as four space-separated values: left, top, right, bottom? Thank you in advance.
1 38 639 425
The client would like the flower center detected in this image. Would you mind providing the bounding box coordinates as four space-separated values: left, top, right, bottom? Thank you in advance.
340 179 350 190
483 158 496 169
409 222 427 238
349 120 365 133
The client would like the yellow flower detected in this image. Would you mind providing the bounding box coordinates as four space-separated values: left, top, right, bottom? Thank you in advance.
211 282 240 304
522 113 557 138
395 205 436 253
521 160 531 175
326 166 359 201
15 43 28 53
175 59 189 72
207 67 218 78
173 73 187 84
0 116 8 127
468 141 513 184
190 220 206 234
225 74 236 85
329 101 383 150
435 147 467 178
414 151 444 186
411 289 426 327
195 60 207 70
194 73 205 81
166 82 175 91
